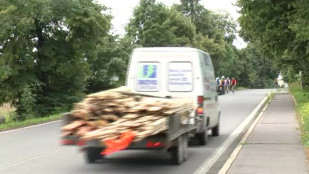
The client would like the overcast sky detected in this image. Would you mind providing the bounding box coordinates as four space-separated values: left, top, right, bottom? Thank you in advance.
97 0 246 48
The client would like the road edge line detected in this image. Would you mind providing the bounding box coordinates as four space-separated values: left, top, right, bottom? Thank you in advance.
218 93 271 174
0 120 61 135
193 92 272 174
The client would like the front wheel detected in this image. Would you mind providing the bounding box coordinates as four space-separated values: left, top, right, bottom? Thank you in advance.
232 85 236 93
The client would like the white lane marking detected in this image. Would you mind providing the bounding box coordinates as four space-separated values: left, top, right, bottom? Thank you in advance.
0 120 61 135
218 98 269 174
193 93 271 174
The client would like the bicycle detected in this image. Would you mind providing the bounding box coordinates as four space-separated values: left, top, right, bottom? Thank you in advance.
232 85 236 93
225 85 229 94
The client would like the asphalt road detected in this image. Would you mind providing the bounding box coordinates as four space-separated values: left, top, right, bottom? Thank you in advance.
0 89 274 174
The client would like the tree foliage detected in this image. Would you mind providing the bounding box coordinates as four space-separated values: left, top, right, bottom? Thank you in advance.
86 35 137 93
0 0 279 120
126 0 196 47
0 0 111 117
175 0 240 78
125 0 276 86
238 45 277 88
237 0 309 86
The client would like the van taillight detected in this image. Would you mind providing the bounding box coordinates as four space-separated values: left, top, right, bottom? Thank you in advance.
146 141 164 148
197 107 204 114
198 96 204 105
197 96 204 114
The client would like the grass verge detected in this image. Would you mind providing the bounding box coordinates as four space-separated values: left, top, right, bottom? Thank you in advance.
0 114 62 131
289 82 309 147
0 103 15 121
267 92 275 102
236 86 249 90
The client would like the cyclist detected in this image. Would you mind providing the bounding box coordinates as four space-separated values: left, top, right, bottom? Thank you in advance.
216 77 220 86
220 76 225 94
225 77 230 93
221 76 225 87
216 77 221 93
231 77 237 93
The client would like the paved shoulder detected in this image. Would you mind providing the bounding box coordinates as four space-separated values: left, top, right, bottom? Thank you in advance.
226 93 309 174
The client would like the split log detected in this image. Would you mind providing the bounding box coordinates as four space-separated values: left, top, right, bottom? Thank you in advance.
61 86 196 144
61 120 86 131
76 126 95 136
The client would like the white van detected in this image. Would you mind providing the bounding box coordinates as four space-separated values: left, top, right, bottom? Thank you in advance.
126 47 220 145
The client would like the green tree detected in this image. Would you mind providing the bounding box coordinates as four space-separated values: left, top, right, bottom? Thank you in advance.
175 0 236 42
126 0 196 47
175 0 240 78
126 0 175 47
86 35 137 93
237 0 309 86
12 85 37 121
176 0 216 38
238 44 277 88
0 0 111 117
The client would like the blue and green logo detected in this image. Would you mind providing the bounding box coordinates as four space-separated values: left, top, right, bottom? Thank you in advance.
138 65 157 78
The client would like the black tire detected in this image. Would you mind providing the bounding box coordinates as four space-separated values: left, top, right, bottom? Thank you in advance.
182 134 189 161
171 135 186 165
212 124 220 136
85 147 104 164
196 130 208 145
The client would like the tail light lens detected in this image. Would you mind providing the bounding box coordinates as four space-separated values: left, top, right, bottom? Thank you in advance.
146 141 163 148
197 96 204 114
76 140 86 146
197 107 204 114
60 139 75 145
198 96 204 105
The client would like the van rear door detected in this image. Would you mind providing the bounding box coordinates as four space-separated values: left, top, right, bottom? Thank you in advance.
126 50 202 98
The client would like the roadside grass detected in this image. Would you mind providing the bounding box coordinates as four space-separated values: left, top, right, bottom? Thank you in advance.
0 103 63 131
0 114 62 131
0 103 15 121
289 82 309 147
236 86 248 90
267 92 275 102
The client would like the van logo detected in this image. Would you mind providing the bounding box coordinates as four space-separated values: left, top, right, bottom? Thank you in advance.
139 65 157 78
137 64 158 91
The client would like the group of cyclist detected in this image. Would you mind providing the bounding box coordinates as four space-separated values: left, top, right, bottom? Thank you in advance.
216 76 237 94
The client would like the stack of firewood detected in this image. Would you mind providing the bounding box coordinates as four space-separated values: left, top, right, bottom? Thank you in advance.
61 86 195 143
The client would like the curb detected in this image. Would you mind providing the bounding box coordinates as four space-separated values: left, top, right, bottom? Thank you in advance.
193 92 272 174
218 94 271 174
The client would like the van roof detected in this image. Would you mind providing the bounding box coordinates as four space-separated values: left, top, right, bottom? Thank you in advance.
134 47 209 55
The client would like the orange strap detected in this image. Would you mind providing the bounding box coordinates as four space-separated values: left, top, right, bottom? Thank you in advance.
101 130 136 155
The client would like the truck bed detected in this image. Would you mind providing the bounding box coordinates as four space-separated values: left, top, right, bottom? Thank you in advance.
61 113 196 150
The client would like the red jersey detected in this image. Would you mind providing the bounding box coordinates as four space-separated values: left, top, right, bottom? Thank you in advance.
231 79 237 85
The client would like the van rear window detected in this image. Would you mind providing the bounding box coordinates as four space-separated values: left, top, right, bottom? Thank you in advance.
136 62 159 92
168 62 193 92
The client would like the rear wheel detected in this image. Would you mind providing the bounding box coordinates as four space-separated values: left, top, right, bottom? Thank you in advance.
171 134 188 165
182 134 189 161
85 147 104 164
212 124 220 136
